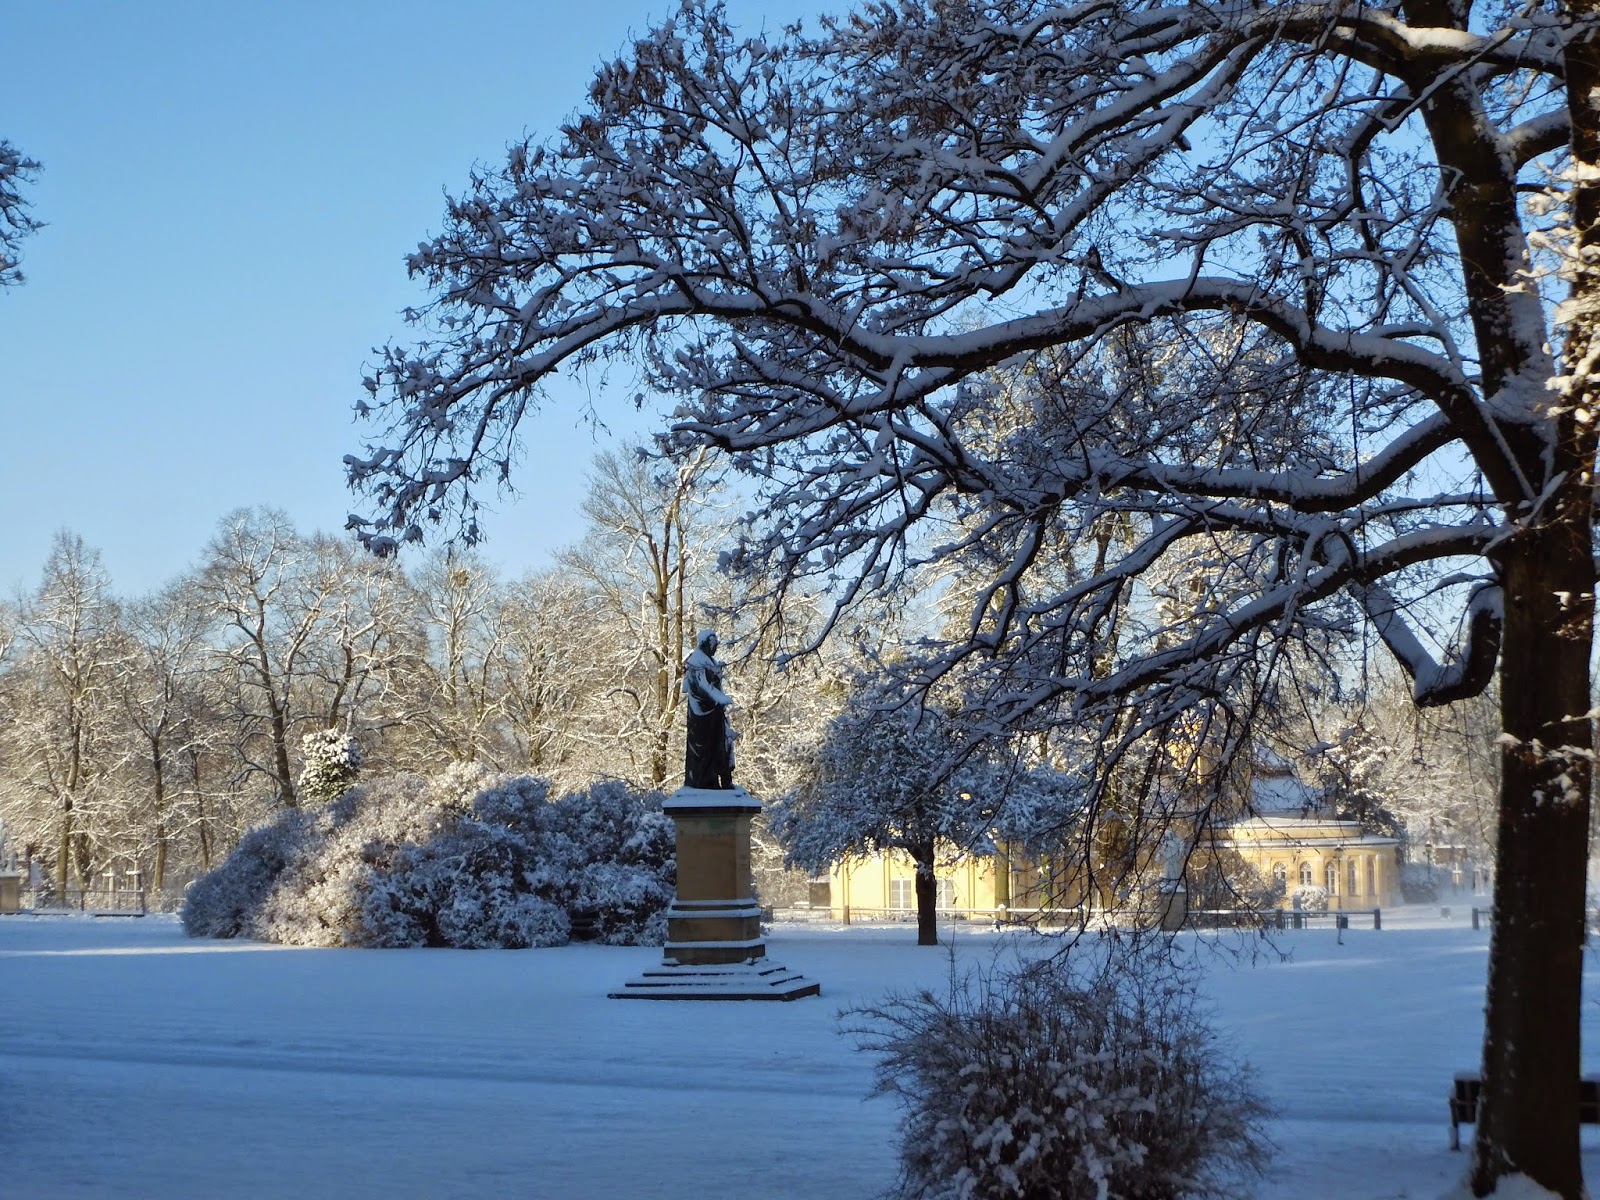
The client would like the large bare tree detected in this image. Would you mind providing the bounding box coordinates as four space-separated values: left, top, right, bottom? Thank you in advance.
351 2 1597 1191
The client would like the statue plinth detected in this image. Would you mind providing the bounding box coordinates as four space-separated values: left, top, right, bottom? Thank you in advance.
662 786 763 964
610 786 819 1001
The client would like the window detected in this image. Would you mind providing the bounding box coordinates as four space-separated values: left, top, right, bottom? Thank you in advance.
1272 862 1288 887
1299 862 1314 886
1349 861 1360 897
1366 858 1377 898
889 878 913 910
936 878 957 910
1326 861 1339 896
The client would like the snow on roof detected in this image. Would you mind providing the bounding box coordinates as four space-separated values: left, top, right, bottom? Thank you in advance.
1250 753 1324 816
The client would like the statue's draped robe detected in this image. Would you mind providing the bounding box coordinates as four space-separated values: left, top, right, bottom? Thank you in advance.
684 648 733 789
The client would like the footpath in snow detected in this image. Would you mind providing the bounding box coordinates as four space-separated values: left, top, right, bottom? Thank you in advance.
2 906 1597 1199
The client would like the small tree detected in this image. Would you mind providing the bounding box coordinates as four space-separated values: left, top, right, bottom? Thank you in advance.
297 729 363 805
772 685 989 945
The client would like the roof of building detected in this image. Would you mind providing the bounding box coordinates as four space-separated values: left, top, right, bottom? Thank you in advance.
1249 751 1325 817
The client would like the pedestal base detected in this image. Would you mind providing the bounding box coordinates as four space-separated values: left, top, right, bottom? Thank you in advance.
608 958 821 1002
611 784 820 1001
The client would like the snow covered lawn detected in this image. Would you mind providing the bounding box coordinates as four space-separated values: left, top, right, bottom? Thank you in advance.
2 909 1597 1198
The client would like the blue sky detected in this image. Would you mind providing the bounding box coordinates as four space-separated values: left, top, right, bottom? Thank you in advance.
0 0 828 597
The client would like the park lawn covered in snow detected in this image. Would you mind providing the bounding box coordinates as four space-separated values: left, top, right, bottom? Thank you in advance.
3 910 1599 1199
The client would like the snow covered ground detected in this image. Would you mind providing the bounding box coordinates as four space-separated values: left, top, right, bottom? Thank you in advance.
3 908 1597 1199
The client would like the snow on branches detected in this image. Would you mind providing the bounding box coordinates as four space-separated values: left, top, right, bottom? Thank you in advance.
352 0 1587 736
0 139 40 287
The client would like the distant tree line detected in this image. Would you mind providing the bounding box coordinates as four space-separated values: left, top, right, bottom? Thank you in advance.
0 449 828 903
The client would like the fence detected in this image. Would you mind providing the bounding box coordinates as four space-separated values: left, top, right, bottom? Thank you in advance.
24 885 147 917
774 903 1381 931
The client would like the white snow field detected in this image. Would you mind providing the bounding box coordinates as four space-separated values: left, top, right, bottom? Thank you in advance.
3 910 1598 1199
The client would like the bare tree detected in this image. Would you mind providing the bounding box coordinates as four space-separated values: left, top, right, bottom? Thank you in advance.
559 447 721 788
1 533 127 894
118 580 215 892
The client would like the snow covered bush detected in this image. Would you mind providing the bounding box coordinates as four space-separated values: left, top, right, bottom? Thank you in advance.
360 775 570 949
297 728 365 804
183 766 671 949
1400 862 1441 904
851 950 1269 1200
180 809 314 938
254 770 479 946
545 780 675 945
1291 885 1328 911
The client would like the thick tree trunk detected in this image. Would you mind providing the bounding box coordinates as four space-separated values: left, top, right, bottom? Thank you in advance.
1470 12 1600 1194
1471 486 1594 1198
914 847 938 946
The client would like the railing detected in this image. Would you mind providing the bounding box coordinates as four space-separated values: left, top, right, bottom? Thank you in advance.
774 903 1382 931
1279 906 1382 930
24 886 147 916
779 904 1090 926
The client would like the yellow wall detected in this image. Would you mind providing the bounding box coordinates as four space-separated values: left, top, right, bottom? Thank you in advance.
1220 835 1398 910
823 824 1400 918
827 849 1005 917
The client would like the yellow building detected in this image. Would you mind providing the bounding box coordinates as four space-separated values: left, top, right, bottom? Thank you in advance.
809 750 1401 920
1208 751 1401 911
819 848 1007 921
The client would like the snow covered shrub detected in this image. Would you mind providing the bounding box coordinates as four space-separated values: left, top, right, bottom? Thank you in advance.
851 950 1270 1200
184 766 672 949
361 777 570 949
1400 862 1441 904
180 809 314 938
1291 884 1328 911
545 781 675 945
298 728 364 804
253 770 479 947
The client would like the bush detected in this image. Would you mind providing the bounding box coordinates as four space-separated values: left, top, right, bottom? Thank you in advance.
851 950 1270 1200
1290 884 1328 911
180 810 314 938
298 728 364 804
548 781 675 945
183 767 673 949
1400 862 1440 904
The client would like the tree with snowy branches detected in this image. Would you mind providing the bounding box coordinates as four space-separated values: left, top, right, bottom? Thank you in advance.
0 139 40 288
350 2 1600 1192
771 684 995 945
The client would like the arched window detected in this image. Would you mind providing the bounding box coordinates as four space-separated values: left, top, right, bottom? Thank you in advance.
1326 861 1339 895
1299 862 1314 886
1272 862 1288 887
1366 857 1377 898
1349 860 1360 897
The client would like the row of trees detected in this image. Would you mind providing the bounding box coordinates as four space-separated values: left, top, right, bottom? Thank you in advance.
0 450 827 902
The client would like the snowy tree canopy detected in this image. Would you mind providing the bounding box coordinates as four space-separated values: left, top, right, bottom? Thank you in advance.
352 0 1586 735
0 140 40 287
353 3 1600 1190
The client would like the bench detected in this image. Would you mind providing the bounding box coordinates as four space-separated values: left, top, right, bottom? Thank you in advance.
1450 1072 1600 1150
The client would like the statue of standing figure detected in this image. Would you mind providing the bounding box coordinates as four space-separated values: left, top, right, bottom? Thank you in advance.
684 629 735 789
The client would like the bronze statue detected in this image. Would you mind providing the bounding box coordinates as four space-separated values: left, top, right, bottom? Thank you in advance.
684 629 734 789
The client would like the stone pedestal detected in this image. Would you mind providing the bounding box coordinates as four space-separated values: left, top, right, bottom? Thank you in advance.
610 786 819 1001
1157 882 1188 932
0 872 20 915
